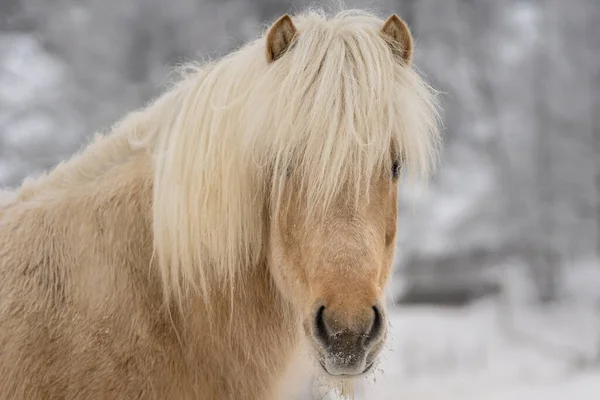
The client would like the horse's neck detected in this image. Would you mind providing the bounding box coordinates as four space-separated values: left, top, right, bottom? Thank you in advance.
178 261 301 396
0 190 15 217
3 128 303 397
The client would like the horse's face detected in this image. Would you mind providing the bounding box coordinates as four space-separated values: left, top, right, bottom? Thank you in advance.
262 12 418 377
268 160 399 376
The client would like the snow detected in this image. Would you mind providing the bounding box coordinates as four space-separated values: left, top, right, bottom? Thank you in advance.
0 34 65 107
362 372 599 400
500 2 541 64
3 115 57 148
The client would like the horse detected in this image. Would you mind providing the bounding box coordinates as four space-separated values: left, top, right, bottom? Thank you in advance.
0 8 441 400
0 190 14 207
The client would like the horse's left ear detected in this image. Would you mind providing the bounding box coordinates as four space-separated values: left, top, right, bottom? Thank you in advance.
266 14 298 63
380 15 413 65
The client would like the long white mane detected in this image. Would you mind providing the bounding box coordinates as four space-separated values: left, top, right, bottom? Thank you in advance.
128 8 442 302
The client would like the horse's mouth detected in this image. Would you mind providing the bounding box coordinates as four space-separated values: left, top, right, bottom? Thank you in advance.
318 359 374 377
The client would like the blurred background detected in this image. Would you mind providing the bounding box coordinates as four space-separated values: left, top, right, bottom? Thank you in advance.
1 0 599 398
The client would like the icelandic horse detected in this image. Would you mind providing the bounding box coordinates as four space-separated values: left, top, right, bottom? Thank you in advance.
0 9 440 400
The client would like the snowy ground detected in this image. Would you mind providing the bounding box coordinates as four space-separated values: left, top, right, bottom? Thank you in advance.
346 299 600 399
359 370 599 400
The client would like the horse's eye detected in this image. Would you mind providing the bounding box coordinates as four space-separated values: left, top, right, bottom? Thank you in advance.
391 160 401 180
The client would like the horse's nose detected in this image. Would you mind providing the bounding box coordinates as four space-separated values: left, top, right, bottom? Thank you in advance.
314 305 383 348
312 304 385 375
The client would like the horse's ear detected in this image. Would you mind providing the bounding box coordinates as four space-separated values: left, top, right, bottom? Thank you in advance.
380 15 413 65
266 14 298 63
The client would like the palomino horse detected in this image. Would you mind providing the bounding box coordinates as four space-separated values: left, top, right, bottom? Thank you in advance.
0 8 440 400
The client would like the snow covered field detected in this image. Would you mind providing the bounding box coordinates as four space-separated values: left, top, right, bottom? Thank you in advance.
361 371 599 400
341 299 600 399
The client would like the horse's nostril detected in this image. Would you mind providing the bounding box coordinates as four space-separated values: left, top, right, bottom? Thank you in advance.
363 305 383 349
314 305 330 347
313 304 384 351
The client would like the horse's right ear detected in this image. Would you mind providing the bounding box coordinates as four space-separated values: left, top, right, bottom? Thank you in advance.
266 14 298 63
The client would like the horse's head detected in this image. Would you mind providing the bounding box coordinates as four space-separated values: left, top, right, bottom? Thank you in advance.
263 14 416 377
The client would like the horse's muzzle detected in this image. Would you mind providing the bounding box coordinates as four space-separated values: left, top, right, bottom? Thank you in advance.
310 304 385 376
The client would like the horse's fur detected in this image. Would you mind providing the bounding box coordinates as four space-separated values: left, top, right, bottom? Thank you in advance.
0 189 14 207
0 8 441 400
